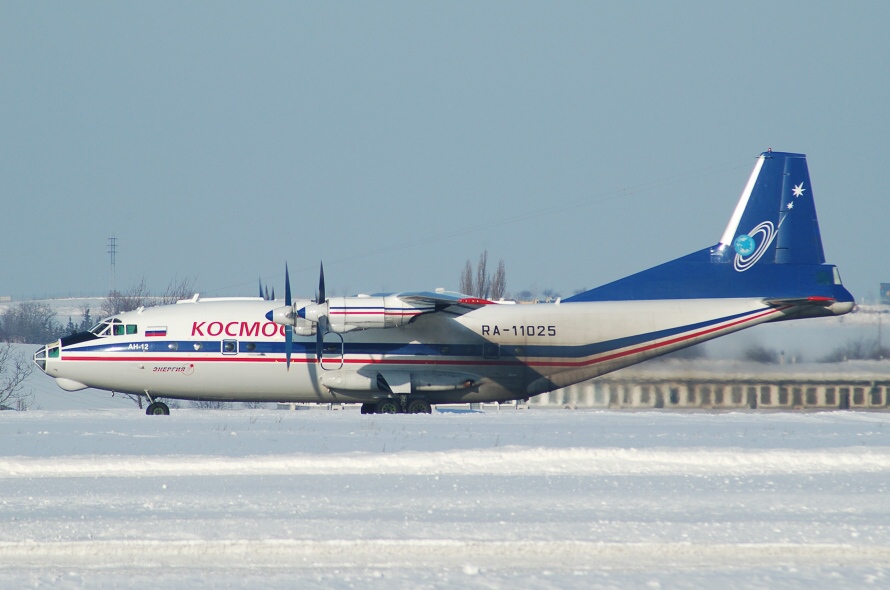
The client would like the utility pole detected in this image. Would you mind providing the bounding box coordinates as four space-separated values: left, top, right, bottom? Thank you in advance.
107 236 117 294
879 286 884 358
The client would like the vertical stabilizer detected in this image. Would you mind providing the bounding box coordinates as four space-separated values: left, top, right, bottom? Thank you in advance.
713 151 825 268
565 150 852 304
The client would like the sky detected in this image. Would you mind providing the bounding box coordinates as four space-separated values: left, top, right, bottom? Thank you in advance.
2 2 888 303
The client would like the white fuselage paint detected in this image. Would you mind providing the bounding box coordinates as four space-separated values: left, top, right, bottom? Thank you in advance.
42 296 787 405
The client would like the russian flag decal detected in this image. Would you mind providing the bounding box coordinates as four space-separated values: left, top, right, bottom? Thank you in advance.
146 326 167 337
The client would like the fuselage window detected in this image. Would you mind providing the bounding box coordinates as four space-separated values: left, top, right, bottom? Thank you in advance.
223 340 237 354
242 342 256 352
127 325 138 335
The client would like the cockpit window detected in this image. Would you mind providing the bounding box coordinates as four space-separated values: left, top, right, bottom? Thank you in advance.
90 318 129 337
90 322 111 336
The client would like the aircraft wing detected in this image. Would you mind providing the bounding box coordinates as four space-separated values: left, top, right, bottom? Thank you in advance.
386 290 498 315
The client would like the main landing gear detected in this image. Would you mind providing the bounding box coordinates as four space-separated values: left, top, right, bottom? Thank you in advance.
360 398 432 414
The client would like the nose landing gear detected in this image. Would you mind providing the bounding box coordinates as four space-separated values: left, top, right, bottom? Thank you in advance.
143 390 170 415
146 402 170 415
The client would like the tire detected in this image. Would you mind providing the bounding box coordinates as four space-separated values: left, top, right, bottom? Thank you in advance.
375 399 402 414
146 402 170 416
406 399 432 414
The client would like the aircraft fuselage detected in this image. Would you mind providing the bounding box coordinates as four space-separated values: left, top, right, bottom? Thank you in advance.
36 295 847 407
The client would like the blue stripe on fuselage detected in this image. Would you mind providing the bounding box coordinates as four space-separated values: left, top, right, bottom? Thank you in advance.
62 307 768 362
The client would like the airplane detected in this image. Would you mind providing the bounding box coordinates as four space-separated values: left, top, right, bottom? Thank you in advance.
33 150 854 415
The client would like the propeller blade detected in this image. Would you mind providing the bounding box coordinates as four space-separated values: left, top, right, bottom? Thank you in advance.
285 264 292 307
317 262 325 304
285 264 293 368
285 325 293 369
316 315 327 363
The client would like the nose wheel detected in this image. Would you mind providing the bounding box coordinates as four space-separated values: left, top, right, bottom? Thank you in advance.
146 402 170 415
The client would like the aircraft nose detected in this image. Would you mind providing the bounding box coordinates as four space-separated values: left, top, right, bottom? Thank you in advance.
33 345 48 373
33 340 60 374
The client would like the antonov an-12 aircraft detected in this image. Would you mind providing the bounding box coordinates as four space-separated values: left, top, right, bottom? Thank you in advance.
34 151 854 415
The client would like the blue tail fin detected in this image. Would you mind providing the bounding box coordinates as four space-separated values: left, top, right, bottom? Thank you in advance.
713 150 825 267
565 150 854 305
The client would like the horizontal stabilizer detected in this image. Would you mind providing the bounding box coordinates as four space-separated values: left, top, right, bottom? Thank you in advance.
763 296 836 308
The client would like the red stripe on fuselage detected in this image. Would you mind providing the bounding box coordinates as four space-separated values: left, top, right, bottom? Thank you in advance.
60 307 784 370
525 305 785 368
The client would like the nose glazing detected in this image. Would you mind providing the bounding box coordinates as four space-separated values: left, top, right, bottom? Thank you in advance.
33 345 47 372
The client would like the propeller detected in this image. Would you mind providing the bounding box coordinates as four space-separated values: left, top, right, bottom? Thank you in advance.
258 279 274 301
284 264 293 368
267 262 328 366
314 262 327 363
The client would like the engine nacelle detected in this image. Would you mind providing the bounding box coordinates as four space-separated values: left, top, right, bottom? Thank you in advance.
266 303 316 335
328 295 433 332
292 317 316 336
270 294 434 333
299 295 434 333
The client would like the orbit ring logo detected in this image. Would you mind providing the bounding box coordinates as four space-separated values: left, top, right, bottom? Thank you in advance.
733 221 777 272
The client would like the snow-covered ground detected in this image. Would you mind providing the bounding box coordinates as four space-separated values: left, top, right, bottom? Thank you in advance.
1 409 888 589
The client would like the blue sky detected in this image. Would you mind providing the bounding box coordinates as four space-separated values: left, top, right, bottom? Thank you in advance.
2 2 887 302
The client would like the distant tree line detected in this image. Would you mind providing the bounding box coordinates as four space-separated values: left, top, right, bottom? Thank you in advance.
0 301 63 344
0 276 196 345
101 276 196 317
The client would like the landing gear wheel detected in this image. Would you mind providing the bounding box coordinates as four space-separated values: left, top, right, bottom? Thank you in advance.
375 399 402 414
360 402 376 414
406 399 432 414
146 402 170 416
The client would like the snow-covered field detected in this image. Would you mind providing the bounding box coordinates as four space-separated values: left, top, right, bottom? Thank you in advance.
1 409 888 589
